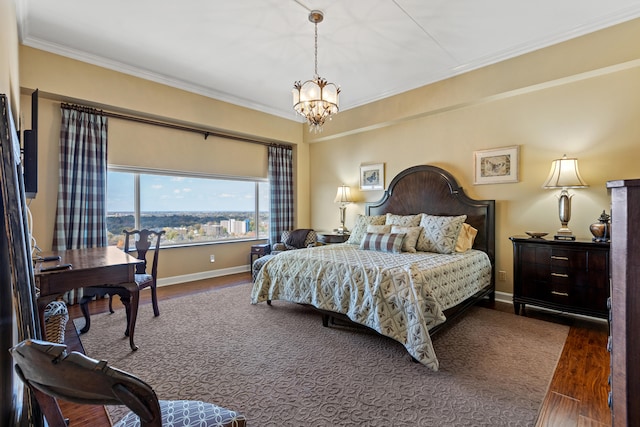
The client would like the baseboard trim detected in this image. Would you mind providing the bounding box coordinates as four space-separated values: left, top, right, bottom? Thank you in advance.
494 290 512 305
157 265 250 287
493 290 606 323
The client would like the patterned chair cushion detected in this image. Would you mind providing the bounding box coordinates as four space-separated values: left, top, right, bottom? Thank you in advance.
113 399 246 427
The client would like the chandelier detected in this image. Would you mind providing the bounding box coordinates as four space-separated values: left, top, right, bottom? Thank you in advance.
292 10 340 133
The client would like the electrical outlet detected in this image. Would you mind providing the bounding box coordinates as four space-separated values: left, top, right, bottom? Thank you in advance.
209 254 215 263
498 270 507 281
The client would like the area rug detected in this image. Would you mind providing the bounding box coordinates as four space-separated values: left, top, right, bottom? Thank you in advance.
74 283 569 426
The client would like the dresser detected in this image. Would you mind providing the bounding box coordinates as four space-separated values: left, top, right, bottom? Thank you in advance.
607 179 640 426
509 236 609 319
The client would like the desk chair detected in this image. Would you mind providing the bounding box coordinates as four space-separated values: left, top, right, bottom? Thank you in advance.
10 339 246 427
80 229 165 335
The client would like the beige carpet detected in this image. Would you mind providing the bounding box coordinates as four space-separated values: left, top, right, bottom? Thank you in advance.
75 283 569 426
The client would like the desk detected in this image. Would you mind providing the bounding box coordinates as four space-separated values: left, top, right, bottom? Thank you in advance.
34 246 143 351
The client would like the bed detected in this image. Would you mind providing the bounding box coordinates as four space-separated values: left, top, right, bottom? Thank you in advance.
251 164 495 370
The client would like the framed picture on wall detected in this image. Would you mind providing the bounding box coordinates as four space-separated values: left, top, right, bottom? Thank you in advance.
474 146 519 185
360 163 384 191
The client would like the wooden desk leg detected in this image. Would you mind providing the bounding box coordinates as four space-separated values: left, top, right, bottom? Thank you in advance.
119 292 132 337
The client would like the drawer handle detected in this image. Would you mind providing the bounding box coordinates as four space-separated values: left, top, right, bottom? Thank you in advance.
551 256 569 261
551 272 569 278
551 291 569 297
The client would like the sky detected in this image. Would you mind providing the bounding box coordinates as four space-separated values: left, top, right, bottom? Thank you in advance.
107 171 269 212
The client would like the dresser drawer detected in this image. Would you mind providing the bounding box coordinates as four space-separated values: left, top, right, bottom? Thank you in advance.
549 248 586 269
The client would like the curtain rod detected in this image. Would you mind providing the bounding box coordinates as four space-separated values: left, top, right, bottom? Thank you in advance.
60 102 291 149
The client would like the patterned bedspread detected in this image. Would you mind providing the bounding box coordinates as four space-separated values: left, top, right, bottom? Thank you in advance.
250 243 492 371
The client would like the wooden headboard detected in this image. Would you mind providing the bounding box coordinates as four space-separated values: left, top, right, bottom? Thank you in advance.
366 165 495 266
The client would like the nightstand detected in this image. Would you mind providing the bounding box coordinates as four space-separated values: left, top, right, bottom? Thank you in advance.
316 232 350 244
509 236 610 319
250 243 271 266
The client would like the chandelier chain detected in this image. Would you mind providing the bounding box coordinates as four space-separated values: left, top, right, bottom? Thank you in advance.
314 20 318 76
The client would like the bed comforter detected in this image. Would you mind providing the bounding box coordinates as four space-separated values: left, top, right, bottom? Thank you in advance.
250 243 492 370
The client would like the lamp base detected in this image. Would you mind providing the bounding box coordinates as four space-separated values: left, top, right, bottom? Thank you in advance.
335 225 349 235
554 227 576 241
554 234 576 241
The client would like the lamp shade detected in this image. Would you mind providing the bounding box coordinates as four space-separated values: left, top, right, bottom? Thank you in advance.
334 185 352 204
542 155 588 189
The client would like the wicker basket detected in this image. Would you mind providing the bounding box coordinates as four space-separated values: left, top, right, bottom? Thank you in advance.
44 300 69 344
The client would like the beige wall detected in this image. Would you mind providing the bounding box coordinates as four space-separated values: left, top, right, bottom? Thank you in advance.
307 18 640 294
1 0 20 115
19 46 308 283
16 18 640 293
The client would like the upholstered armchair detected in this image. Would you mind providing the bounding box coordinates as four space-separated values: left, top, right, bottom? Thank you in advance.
252 229 320 282
271 229 319 254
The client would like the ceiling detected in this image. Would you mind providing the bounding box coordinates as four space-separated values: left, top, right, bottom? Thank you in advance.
15 0 640 121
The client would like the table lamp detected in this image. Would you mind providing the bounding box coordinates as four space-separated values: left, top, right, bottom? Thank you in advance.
542 155 588 240
334 185 352 234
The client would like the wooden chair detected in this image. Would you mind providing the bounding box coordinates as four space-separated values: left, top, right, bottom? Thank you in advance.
79 229 165 335
10 339 246 427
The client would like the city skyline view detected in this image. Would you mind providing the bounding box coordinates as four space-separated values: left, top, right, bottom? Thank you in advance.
106 170 269 246
107 171 269 213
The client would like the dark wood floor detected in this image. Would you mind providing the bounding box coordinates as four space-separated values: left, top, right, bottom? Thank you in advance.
57 273 611 426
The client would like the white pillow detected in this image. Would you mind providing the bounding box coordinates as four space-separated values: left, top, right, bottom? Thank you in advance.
390 226 421 253
367 224 392 234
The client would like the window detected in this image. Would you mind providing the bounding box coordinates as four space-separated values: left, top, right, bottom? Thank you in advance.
107 167 269 247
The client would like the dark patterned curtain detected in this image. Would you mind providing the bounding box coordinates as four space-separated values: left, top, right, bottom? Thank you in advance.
53 104 108 251
268 145 293 244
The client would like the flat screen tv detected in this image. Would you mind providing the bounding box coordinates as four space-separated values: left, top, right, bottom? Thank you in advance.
23 89 38 199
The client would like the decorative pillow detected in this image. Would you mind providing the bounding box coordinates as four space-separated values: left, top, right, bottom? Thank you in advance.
390 226 421 253
359 232 405 253
346 215 386 245
455 223 478 252
416 214 467 254
367 224 391 234
385 213 421 227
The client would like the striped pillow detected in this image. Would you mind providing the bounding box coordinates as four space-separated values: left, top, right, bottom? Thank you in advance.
359 232 405 253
